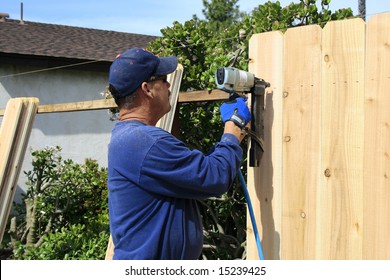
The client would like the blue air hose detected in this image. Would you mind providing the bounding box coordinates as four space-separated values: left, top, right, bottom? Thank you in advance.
237 169 265 260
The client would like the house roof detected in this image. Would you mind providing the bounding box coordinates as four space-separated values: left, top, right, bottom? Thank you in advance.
0 19 157 62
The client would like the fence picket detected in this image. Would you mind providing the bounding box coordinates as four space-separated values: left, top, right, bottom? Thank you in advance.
363 13 390 260
248 31 284 260
282 25 322 260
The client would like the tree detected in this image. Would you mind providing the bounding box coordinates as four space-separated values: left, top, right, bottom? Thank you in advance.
201 0 244 32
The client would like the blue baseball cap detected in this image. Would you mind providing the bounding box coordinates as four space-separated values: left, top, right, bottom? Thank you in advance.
108 48 178 99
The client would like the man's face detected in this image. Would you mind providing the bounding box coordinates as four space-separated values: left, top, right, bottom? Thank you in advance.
148 75 171 117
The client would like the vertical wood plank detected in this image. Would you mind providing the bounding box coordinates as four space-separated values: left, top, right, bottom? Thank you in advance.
282 25 322 259
364 13 390 259
0 100 24 189
156 64 184 132
320 18 365 259
0 98 39 243
248 31 284 259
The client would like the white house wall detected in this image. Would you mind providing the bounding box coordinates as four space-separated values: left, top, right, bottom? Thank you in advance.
0 64 114 201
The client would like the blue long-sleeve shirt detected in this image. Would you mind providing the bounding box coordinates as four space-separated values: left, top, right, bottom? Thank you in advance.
108 120 242 259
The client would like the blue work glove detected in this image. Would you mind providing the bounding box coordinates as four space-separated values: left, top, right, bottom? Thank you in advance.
220 97 251 128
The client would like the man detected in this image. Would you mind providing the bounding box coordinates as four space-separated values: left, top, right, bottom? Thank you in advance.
107 47 250 259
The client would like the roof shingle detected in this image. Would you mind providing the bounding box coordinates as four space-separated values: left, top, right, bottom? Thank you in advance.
0 19 157 62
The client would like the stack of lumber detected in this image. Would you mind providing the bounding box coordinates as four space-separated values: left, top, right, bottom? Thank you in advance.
0 98 39 242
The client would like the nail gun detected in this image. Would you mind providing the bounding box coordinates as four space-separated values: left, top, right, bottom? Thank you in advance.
215 67 270 167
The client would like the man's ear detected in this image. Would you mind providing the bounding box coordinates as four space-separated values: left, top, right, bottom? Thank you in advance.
140 82 153 98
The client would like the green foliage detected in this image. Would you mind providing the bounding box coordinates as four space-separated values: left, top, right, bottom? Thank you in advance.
13 223 109 260
201 0 244 32
23 146 108 236
152 19 220 91
3 146 109 260
199 172 248 259
244 0 353 35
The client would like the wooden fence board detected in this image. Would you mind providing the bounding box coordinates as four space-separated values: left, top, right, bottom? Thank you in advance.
320 18 365 259
248 31 284 260
178 89 228 103
363 13 390 259
156 64 183 132
37 99 116 114
0 100 24 189
0 98 39 243
282 25 322 259
0 89 228 117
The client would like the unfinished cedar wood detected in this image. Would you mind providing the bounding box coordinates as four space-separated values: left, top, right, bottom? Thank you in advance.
0 89 229 117
247 30 284 260
282 24 322 260
320 18 365 260
363 13 390 259
0 98 39 242
247 14 390 260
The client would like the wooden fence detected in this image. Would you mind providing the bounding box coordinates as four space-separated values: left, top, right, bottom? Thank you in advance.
246 13 390 260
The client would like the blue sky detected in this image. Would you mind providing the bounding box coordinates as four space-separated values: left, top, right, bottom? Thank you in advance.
1 0 390 36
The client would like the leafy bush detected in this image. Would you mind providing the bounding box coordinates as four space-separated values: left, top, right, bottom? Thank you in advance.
3 146 109 260
13 223 109 260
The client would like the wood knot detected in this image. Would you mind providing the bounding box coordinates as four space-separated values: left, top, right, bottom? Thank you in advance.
324 55 330 62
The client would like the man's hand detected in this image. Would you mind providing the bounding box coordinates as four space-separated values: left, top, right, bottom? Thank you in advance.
220 97 251 128
223 121 248 143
